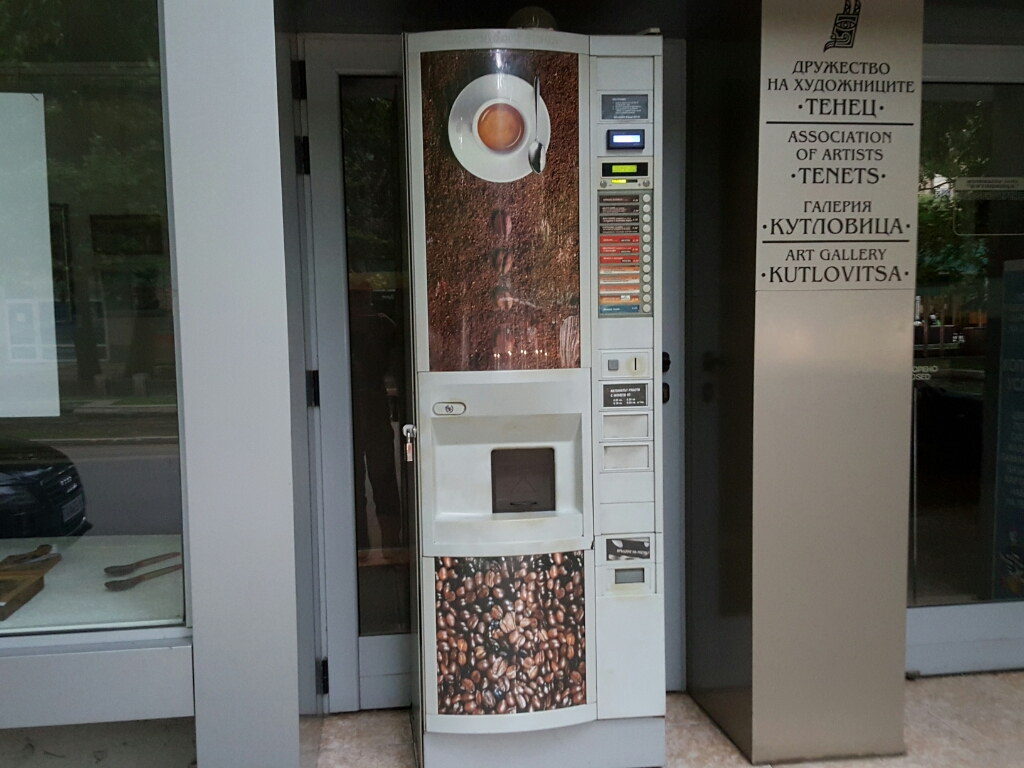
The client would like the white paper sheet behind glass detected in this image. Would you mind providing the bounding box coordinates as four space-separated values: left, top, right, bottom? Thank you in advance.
0 93 59 417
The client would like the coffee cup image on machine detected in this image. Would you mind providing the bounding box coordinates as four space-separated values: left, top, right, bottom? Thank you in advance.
448 74 551 182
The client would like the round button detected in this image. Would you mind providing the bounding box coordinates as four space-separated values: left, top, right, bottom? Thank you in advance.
642 180 651 187
642 234 652 243
642 194 652 202
642 244 652 252
600 180 607 187
642 254 651 263
642 214 652 223
643 264 652 273
643 274 652 283
642 285 651 294
643 303 652 312
643 204 652 213
642 224 652 233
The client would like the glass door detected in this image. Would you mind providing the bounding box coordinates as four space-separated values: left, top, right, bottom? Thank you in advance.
910 81 1024 607
340 76 412 638
906 61 1024 674
304 36 412 712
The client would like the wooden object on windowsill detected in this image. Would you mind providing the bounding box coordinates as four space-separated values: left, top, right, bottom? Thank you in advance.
0 551 62 576
0 573 45 621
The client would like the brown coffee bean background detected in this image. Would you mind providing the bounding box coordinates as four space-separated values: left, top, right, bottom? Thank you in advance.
435 552 586 715
420 50 581 372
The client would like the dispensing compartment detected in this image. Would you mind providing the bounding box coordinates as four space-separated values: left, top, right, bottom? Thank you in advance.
418 370 592 553
492 448 556 513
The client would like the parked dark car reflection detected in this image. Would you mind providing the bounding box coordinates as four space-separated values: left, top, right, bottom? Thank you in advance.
0 438 90 538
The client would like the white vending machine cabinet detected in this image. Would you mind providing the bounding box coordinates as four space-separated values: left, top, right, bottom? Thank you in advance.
405 30 665 768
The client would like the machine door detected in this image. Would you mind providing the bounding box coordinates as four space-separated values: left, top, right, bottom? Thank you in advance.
305 36 415 712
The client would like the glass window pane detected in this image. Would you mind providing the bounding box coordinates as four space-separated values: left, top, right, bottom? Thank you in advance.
0 1 183 633
911 83 1024 606
341 77 411 636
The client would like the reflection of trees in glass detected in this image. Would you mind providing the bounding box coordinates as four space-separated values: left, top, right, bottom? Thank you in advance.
917 99 993 327
917 196 988 286
920 100 992 186
0 0 158 64
341 88 401 275
41 81 169 384
0 0 65 61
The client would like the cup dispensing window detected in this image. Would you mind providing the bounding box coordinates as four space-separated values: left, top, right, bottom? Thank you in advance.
491 448 556 513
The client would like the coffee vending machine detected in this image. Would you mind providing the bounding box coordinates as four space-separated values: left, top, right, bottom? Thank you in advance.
404 30 665 768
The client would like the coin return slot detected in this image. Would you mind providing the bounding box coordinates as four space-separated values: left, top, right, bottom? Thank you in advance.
614 568 645 585
603 444 650 470
491 448 556 513
603 414 650 440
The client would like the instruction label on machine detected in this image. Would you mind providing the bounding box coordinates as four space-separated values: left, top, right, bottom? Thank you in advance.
602 94 649 121
606 537 651 560
603 383 647 408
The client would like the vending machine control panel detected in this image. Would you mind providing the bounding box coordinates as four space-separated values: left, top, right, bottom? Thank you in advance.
589 37 665 725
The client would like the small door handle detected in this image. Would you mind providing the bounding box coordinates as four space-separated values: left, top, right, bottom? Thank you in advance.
402 424 418 463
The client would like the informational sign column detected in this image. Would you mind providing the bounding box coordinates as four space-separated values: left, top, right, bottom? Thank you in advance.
757 0 922 291
749 1 923 763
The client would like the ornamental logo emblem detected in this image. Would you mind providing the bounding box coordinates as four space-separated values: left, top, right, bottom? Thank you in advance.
824 0 861 52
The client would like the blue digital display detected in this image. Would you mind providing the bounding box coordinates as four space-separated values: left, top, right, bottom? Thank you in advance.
606 129 645 150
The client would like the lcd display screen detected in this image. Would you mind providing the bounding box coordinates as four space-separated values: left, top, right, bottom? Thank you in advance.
606 130 645 150
602 161 649 178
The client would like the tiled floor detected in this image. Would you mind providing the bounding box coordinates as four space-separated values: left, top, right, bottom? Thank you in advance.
315 671 1024 767
0 718 196 767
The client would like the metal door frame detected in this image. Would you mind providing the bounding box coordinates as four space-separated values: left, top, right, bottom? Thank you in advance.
908 43 1024 675
303 34 409 712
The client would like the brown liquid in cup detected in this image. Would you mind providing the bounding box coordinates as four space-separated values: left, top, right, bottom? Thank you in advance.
476 103 525 153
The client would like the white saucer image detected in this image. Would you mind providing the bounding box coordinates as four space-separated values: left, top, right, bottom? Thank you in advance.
448 73 551 183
